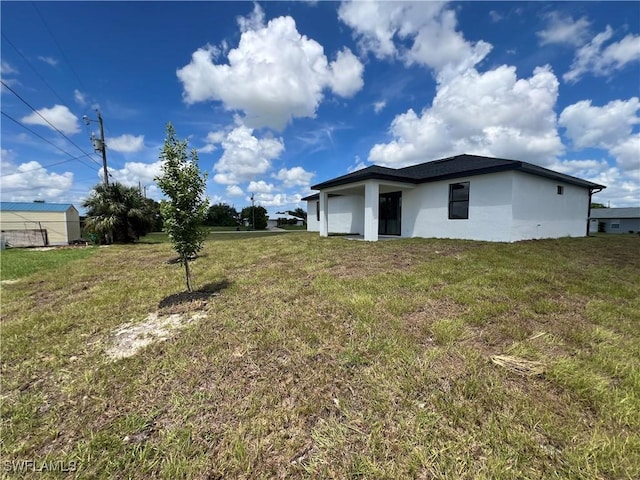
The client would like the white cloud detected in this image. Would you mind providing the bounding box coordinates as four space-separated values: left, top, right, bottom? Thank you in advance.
199 130 226 153
584 165 639 207
237 2 265 32
537 12 591 46
369 65 563 167
213 125 284 184
338 1 492 81
564 26 640 83
373 100 386 113
551 158 609 177
208 194 224 205
273 166 314 187
489 11 503 23
247 180 274 193
347 155 368 173
610 134 640 172
1 148 16 163
329 47 364 97
0 160 74 202
559 98 639 176
559 98 639 150
253 192 302 207
74 89 87 106
227 184 244 196
199 144 217 154
21 105 80 135
1 61 18 75
38 56 58 67
206 130 226 143
109 160 163 187
177 4 364 130
107 134 145 153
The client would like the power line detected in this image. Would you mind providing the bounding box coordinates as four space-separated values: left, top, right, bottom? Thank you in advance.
1 110 98 172
0 156 91 177
1 32 70 108
0 80 101 165
31 2 88 95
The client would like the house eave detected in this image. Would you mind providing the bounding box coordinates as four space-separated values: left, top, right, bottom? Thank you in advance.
311 172 417 190
308 154 606 194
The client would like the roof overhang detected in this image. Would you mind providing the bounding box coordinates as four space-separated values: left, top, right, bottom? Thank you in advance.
308 154 606 195
322 179 416 195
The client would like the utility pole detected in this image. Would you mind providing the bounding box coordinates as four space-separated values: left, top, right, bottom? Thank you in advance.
97 111 108 186
83 109 109 186
251 193 255 230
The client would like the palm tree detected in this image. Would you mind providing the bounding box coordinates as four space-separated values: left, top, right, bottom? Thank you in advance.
83 183 153 243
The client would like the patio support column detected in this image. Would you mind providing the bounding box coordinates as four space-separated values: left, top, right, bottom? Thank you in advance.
319 191 329 237
364 181 379 241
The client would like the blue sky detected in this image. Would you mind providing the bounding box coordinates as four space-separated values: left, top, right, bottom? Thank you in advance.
2 1 639 216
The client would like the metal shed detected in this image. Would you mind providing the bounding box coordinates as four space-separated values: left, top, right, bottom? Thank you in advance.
0 202 82 247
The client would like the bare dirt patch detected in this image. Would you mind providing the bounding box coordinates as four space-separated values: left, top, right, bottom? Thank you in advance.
105 311 206 360
157 280 230 314
328 242 484 279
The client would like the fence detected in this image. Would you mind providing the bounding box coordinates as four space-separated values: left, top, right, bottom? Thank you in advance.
1 222 49 247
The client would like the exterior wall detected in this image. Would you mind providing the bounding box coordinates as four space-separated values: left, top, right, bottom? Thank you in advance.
65 207 81 242
402 171 515 242
306 195 364 234
310 171 594 242
593 217 640 233
307 201 320 231
0 208 80 245
511 172 589 240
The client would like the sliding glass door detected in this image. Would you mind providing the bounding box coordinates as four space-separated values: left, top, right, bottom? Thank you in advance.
379 191 401 235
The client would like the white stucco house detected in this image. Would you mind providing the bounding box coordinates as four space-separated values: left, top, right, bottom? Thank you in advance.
303 154 606 242
266 213 305 228
589 207 640 234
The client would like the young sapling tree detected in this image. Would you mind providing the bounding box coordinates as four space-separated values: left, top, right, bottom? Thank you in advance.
155 123 209 292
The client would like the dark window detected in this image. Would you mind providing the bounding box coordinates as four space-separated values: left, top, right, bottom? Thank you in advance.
449 182 469 219
316 201 320 222
557 185 564 195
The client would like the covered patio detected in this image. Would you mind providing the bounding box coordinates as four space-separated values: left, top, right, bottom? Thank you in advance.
317 179 415 241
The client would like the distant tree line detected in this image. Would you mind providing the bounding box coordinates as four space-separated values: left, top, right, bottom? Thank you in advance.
84 186 306 242
204 203 269 230
83 193 294 241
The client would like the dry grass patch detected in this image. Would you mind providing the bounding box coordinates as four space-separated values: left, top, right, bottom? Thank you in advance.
1 233 639 478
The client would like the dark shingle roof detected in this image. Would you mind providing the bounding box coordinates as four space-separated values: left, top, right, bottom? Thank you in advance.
310 154 605 191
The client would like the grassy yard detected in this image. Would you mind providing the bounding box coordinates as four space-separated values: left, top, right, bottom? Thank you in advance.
1 233 638 479
139 230 293 244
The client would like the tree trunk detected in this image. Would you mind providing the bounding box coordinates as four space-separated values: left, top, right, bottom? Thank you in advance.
184 257 192 292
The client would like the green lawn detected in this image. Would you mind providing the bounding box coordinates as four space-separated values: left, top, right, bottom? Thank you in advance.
278 224 307 231
1 233 639 478
139 229 293 244
0 246 97 281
